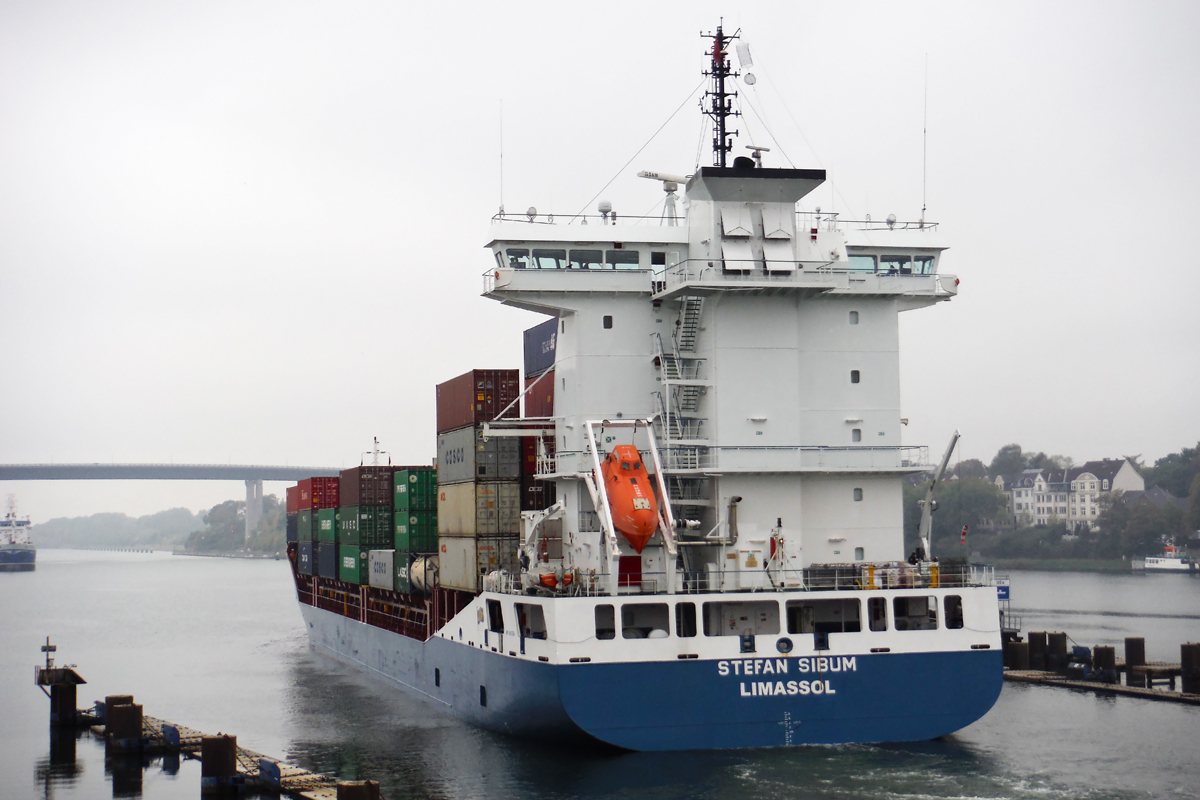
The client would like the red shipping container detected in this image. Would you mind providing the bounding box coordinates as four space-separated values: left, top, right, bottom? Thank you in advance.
524 368 554 418
286 485 300 514
436 369 520 434
297 477 339 510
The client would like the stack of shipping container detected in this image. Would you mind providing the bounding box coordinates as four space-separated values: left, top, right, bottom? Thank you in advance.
289 477 340 578
286 342 560 599
436 369 522 593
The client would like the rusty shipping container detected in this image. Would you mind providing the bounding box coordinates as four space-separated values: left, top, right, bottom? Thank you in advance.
436 369 520 433
286 485 300 515
298 477 340 510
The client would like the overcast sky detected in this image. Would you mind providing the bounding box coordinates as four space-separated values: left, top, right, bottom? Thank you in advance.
2 1 1198 522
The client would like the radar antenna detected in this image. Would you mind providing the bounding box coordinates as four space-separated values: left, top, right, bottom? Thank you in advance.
701 22 741 167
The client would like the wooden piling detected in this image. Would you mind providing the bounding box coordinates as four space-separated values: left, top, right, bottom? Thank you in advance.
1029 631 1048 670
338 780 382 800
1182 642 1200 695
49 684 77 727
1008 641 1030 670
106 703 143 749
1093 645 1116 671
1126 637 1146 687
200 734 238 795
1047 632 1068 671
104 695 134 721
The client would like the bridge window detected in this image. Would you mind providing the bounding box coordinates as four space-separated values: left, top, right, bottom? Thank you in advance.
506 248 531 269
494 251 504 270
595 604 616 640
848 255 875 272
893 595 938 631
944 595 964 629
533 249 567 270
913 255 935 274
880 255 911 274
606 250 640 269
570 249 603 269
622 603 670 639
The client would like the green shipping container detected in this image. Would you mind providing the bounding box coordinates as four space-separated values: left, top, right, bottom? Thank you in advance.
394 510 438 553
338 545 370 584
394 551 415 594
297 509 314 542
394 468 437 512
337 505 393 546
317 508 338 543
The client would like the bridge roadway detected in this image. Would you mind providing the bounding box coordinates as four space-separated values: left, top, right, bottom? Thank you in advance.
0 464 339 481
0 463 341 537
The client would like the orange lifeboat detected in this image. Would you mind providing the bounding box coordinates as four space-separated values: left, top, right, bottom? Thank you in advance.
600 445 659 553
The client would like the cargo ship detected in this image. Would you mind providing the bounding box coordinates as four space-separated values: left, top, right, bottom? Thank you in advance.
285 26 1003 750
0 495 36 572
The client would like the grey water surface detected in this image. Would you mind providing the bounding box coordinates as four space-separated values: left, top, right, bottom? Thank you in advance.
2 550 1197 800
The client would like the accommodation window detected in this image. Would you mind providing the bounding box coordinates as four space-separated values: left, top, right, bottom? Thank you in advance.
868 597 888 631
854 488 863 501
676 602 698 638
851 370 860 384
603 315 613 329
622 603 670 639
893 596 938 630
514 603 547 640
944 595 964 629
701 600 780 636
786 598 862 634
852 428 862 443
486 599 504 633
595 604 616 640
849 310 860 324
854 546 865 561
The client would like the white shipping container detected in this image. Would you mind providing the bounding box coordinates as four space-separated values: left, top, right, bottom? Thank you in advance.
438 481 521 536
368 549 395 590
436 425 521 486
438 536 520 593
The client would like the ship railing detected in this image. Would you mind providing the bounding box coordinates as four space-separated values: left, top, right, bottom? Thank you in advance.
658 259 951 294
661 445 930 472
490 211 687 226
798 211 939 232
517 563 996 598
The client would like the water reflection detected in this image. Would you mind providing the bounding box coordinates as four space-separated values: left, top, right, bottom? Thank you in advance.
34 729 84 800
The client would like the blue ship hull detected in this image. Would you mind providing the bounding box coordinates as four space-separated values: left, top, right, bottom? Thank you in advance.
0 547 36 571
300 603 1003 750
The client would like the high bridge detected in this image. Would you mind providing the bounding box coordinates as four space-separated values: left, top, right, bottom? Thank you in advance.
0 463 340 538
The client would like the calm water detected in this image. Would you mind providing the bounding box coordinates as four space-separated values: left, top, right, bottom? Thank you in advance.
2 551 1199 800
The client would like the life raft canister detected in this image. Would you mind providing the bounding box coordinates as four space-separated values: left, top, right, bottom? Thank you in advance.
600 444 659 553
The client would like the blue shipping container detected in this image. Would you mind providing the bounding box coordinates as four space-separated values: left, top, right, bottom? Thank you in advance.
523 317 557 378
317 542 338 579
297 542 313 575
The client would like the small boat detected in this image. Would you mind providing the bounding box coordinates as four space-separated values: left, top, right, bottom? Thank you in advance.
1142 545 1197 573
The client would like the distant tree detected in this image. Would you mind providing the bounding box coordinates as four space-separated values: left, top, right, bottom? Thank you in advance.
1187 474 1200 538
1141 442 1200 498
186 500 245 552
953 459 988 480
1025 452 1057 471
989 444 1026 477
1049 454 1075 469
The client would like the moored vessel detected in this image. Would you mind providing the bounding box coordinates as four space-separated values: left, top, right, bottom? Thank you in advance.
0 495 36 572
285 25 1002 750
1143 545 1197 573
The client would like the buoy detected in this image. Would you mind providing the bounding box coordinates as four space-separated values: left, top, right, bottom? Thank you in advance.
600 445 659 553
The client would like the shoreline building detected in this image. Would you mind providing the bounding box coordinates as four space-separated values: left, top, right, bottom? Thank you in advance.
996 458 1144 529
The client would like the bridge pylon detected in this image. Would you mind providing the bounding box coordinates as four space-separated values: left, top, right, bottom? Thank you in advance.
244 479 263 543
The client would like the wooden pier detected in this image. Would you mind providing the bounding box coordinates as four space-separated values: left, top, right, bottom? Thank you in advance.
1004 669 1200 705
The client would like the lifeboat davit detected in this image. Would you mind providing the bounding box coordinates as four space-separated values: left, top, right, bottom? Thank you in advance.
600 445 659 553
